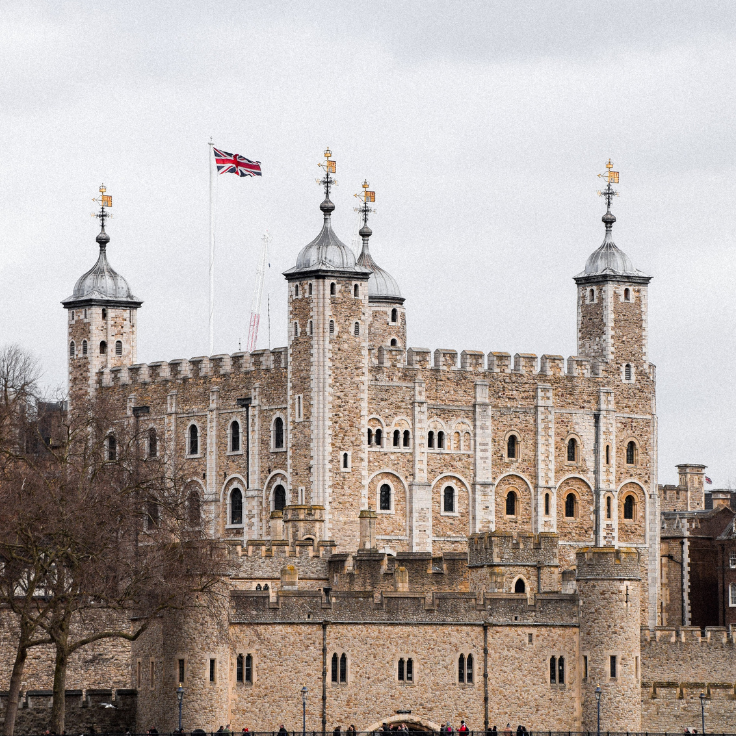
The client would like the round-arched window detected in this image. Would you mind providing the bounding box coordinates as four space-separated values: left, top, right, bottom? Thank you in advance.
624 494 635 520
99 340 107 355
230 488 243 525
443 486 455 513
231 421 241 452
115 340 123 356
188 424 199 455
514 578 526 593
379 484 391 511
564 493 576 518
273 484 286 511
507 434 518 459
505 490 517 516
273 417 284 449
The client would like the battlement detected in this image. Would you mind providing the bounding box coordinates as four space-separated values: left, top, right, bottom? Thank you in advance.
98 347 289 387
575 546 641 579
643 625 736 644
232 537 337 559
468 531 559 567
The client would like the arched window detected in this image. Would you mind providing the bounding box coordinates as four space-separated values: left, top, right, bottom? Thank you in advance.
506 490 517 516
507 434 518 459
367 428 373 445
245 653 252 683
437 431 445 449
624 494 635 520
69 341 76 358
605 444 610 464
188 424 199 455
331 653 338 683
273 417 284 449
626 440 636 465
390 338 398 346
514 578 526 593
101 308 107 319
443 486 455 513
187 487 201 527
393 429 400 447
99 340 107 355
464 431 471 450
106 434 117 461
466 654 473 683
230 488 243 525
428 431 435 449
146 501 159 530
148 428 158 458
379 484 391 511
624 288 631 301
550 656 557 683
606 495 612 519
255 583 262 590
403 430 410 447
230 421 241 452
375 428 382 446
273 484 286 511
353 284 359 297
406 658 413 681
236 654 244 683
329 320 335 334
354 321 360 336
82 340 88 355
115 340 122 356
558 656 565 684
339 653 347 683
564 493 576 518
342 452 349 469
544 493 550 516
567 437 577 462
624 363 633 381
458 654 465 683
589 288 595 302
330 283 336 296
391 308 398 323
398 658 405 681
262 584 269 590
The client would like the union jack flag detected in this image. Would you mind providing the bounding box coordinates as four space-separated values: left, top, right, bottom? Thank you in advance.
213 148 262 177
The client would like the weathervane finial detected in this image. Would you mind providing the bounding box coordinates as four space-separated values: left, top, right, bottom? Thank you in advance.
316 147 338 210
354 179 376 228
596 159 619 233
91 183 113 246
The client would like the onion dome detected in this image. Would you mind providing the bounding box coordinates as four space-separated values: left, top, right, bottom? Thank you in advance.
62 224 142 308
357 222 403 303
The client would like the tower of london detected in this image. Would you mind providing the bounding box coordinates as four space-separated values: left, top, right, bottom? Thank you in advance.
2 154 735 735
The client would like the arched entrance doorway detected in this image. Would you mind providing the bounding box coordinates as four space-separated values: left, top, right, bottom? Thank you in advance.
364 716 439 732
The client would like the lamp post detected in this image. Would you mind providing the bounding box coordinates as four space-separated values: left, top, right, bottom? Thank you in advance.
176 683 184 732
700 692 706 734
594 685 602 736
301 685 307 736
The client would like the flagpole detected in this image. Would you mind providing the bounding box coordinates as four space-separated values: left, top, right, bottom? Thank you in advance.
208 139 215 355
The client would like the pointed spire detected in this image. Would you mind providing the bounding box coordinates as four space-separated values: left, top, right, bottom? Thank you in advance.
356 179 375 260
597 159 619 242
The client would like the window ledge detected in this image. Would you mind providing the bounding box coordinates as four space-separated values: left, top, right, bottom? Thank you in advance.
376 509 395 515
186 453 203 459
226 450 244 456
225 524 244 530
271 447 287 453
441 511 460 517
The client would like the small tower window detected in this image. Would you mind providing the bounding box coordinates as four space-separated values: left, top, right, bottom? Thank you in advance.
331 653 338 683
626 440 637 465
379 484 391 511
231 421 241 452
188 424 199 455
588 288 595 303
308 283 313 296
390 338 398 346
443 486 455 513
308 320 313 336
567 437 578 462
393 429 400 447
437 431 445 449
550 656 557 684
330 282 336 296
295 284 299 297
605 444 610 464
514 578 526 593
458 654 465 684
106 434 117 461
99 340 107 355
115 340 122 356
558 656 565 684
564 493 576 518
354 322 360 336
293 321 299 337
391 308 398 323
506 490 517 516
606 495 612 519
340 653 347 683
273 417 284 449
148 428 158 458
273 484 286 511
398 658 405 681
544 492 550 516
624 363 633 381
329 320 335 334
623 494 635 520
82 340 88 355
374 428 382 446
427 431 435 449
624 288 631 302
101 308 107 319
507 434 518 459
230 488 243 525
353 284 359 297
245 654 253 683
610 655 617 678
342 452 349 469
403 430 410 447
69 341 76 358
466 654 473 683
236 655 244 683
367 428 373 445
83 309 88 319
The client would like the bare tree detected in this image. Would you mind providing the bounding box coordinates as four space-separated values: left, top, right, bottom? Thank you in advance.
0 350 226 735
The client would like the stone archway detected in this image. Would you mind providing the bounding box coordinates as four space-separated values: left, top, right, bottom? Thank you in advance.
364 716 440 732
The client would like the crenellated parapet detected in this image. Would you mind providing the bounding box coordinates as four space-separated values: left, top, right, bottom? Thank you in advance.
468 531 559 567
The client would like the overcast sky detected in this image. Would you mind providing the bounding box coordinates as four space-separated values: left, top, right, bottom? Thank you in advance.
2 1 735 487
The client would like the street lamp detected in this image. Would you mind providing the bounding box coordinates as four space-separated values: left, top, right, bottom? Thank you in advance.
301 685 308 736
176 683 184 732
700 692 707 734
594 685 602 736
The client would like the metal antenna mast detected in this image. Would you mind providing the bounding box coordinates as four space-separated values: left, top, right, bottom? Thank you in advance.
246 231 271 353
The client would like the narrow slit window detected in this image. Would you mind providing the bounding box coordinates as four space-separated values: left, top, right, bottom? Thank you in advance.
273 417 284 449
458 654 465 683
148 428 158 458
209 659 216 683
506 490 517 516
188 424 199 455
69 341 75 358
406 658 413 682
295 284 299 297
443 486 455 513
379 484 391 511
231 421 241 452
398 658 405 681
544 492 550 516
308 283 312 296
393 429 400 447
236 655 243 683
354 322 360 336
428 431 435 448
339 653 347 683
558 656 565 685
245 654 252 683
178 659 185 684
437 431 445 449
626 440 636 465
507 434 517 459
606 496 612 519
230 488 243 525
107 434 117 461
624 287 631 301
550 656 557 684
331 653 338 683
82 340 88 355
605 444 610 464
610 655 617 678
391 308 398 323
329 319 335 334
375 428 382 446
367 428 373 445
625 363 633 381
330 282 336 295
403 430 410 447
353 284 359 297
567 438 577 462
466 654 473 683
99 340 107 355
